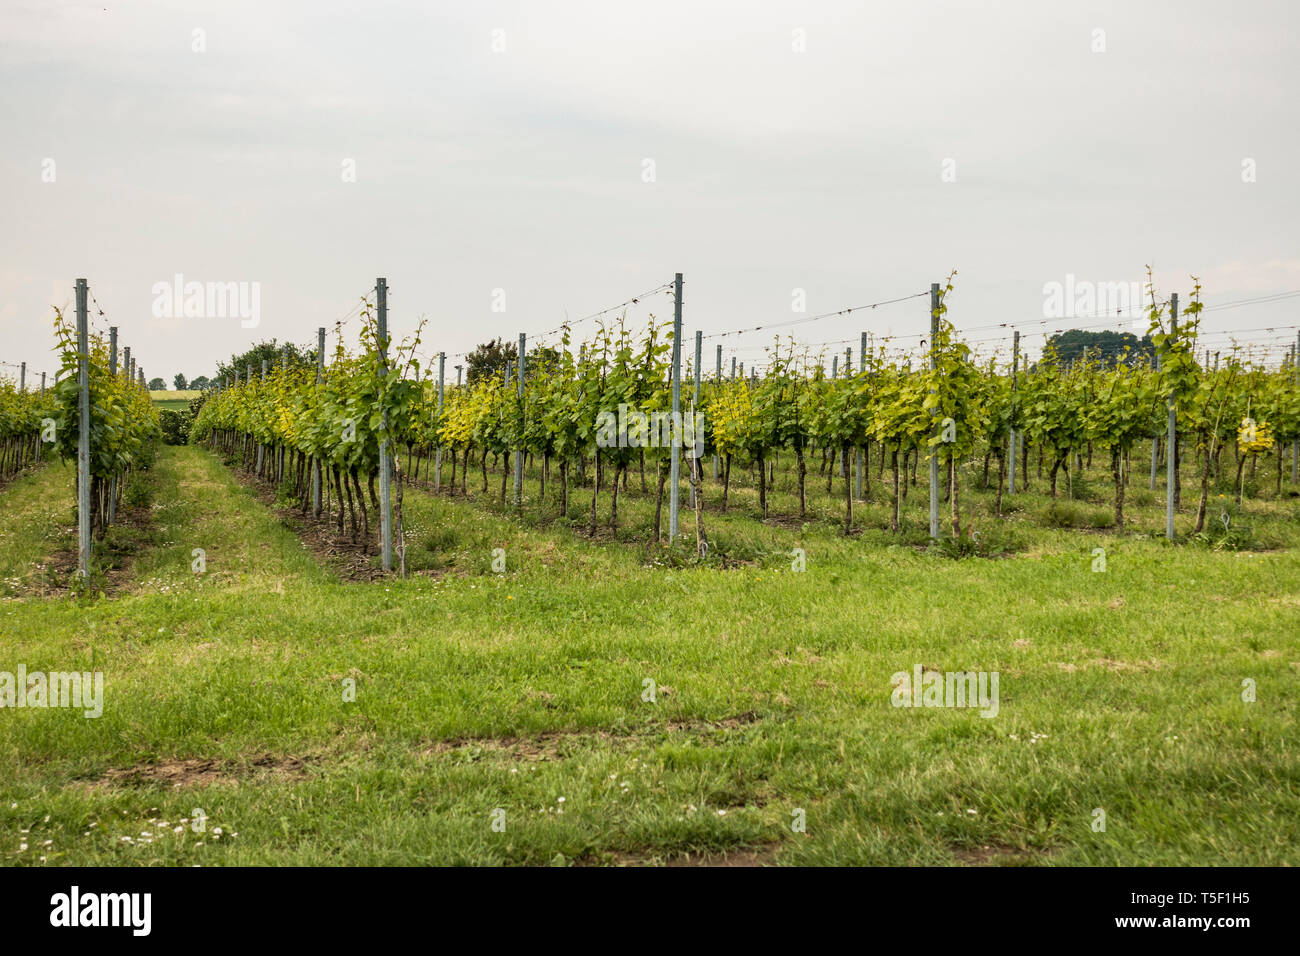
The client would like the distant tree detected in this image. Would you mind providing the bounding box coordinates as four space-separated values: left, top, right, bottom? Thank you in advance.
214 339 318 385
527 345 563 377
465 338 519 385
173 373 188 390
148 377 166 391
1045 329 1154 367
190 375 211 390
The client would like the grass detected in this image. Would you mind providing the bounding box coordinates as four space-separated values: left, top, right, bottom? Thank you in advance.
0 443 1297 865
150 390 200 401
0 455 68 596
151 390 200 414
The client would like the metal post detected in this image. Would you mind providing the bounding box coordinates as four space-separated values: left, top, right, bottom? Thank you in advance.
376 277 393 572
1293 333 1299 483
40 372 46 395
76 279 91 578
730 356 736 380
456 365 462 387
831 355 838 378
669 273 683 541
436 352 446 491
1008 331 1019 495
256 359 267 474
929 283 940 540
714 344 722 479
693 331 703 408
856 332 867 499
1150 344 1161 491
1166 294 1178 542
107 327 118 525
691 330 702 506
312 327 325 516
19 362 25 392
515 332 525 508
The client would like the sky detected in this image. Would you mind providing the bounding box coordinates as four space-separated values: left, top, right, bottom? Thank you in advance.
3 0 1299 386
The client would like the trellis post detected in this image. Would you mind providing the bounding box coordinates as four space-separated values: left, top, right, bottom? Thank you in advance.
106 328 118 524
929 283 940 540
669 273 683 541
713 343 722 479
1166 294 1178 541
1293 333 1299 484
436 352 446 491
312 327 325 515
375 278 394 572
76 279 91 578
515 333 525 508
855 332 866 499
1008 330 1019 495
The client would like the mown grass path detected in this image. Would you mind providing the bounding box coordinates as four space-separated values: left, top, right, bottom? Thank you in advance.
1 444 1297 865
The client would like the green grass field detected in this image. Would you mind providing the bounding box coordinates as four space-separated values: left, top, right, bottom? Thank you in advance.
150 390 200 414
1 443 1297 865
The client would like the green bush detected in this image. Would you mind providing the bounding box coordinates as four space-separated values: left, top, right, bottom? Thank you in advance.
1043 499 1113 529
159 408 191 445
1191 500 1262 551
932 519 1025 559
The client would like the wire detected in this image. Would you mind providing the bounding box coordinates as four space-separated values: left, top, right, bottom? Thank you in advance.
331 289 374 334
538 282 675 340
1201 289 1300 312
701 291 928 341
432 281 676 364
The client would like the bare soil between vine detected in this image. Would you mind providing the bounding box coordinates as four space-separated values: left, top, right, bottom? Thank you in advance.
421 710 764 763
39 485 159 597
83 754 312 792
219 458 389 583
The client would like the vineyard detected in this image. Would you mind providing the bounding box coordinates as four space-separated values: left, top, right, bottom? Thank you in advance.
3 274 1298 870
0 377 54 484
9 4 1300 920
1 281 161 582
188 274 1300 568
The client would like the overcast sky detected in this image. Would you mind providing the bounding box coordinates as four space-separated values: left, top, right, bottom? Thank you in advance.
3 0 1299 385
